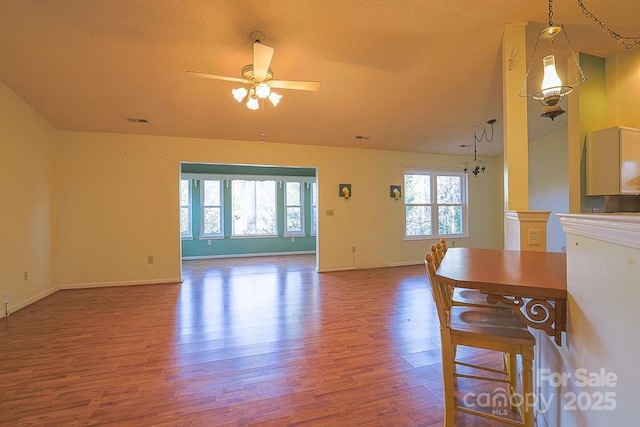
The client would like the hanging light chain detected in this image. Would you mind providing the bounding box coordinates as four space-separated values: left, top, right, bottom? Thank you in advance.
577 0 640 49
473 120 496 144
561 24 588 84
548 0 554 27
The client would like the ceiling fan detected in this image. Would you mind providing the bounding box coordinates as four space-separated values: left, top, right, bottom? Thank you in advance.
187 31 321 110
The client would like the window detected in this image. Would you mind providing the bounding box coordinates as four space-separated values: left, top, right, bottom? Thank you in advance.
436 175 464 235
231 180 277 236
311 181 318 235
404 174 431 236
404 171 466 238
201 179 223 237
284 181 304 235
180 179 192 238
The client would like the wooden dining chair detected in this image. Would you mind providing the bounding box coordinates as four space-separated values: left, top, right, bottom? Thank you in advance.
425 253 536 426
432 242 509 310
438 236 448 257
434 240 516 400
426 248 515 387
438 239 517 376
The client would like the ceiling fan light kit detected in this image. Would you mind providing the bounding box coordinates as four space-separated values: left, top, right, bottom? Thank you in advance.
235 64 281 109
188 31 321 111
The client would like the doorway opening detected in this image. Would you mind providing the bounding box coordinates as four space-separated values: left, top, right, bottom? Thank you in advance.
178 162 318 278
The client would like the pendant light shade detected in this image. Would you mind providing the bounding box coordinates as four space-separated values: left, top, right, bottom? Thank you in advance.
541 55 563 103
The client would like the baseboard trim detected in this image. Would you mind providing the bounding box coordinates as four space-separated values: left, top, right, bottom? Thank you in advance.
316 265 357 273
1 286 59 319
182 251 316 260
59 278 183 290
387 260 423 267
318 261 420 272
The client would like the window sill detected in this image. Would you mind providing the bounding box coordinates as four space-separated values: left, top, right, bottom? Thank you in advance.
181 236 194 241
199 235 225 240
404 234 468 241
231 234 279 239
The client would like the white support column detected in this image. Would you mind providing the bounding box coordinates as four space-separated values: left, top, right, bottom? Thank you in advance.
502 23 552 251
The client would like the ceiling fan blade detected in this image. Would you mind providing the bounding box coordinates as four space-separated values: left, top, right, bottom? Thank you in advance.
270 79 322 91
253 42 275 81
187 71 248 84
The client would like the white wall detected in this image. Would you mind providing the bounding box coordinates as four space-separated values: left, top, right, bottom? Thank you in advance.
0 81 56 316
529 127 569 252
0 75 505 310
491 153 506 249
54 131 503 287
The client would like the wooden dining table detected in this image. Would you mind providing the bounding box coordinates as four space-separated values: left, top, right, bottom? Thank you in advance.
435 247 567 345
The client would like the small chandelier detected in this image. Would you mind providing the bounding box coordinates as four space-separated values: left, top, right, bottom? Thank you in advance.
461 140 487 177
461 119 495 177
519 0 586 120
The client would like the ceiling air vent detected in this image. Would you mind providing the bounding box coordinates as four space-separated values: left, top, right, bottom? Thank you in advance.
125 117 148 123
355 135 371 140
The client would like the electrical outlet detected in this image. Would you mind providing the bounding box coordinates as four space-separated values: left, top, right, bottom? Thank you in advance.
147 255 154 264
23 271 28 281
291 237 295 242
528 229 540 246
352 246 356 254
207 240 212 246
326 209 335 217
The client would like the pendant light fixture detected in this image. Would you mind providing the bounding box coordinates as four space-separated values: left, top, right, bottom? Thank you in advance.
461 119 495 177
519 0 586 120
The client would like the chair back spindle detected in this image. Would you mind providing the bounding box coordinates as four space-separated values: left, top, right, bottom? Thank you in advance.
425 253 450 328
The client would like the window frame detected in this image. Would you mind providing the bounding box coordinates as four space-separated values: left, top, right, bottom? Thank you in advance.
181 172 316 240
199 179 224 239
310 181 318 236
180 178 193 239
403 169 468 240
284 181 305 236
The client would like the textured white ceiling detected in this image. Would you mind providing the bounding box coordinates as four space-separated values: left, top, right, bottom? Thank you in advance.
0 0 637 157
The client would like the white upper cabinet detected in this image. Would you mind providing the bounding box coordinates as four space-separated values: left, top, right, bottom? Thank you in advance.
587 126 640 196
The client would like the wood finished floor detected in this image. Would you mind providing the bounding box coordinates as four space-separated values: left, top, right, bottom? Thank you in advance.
0 255 516 426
